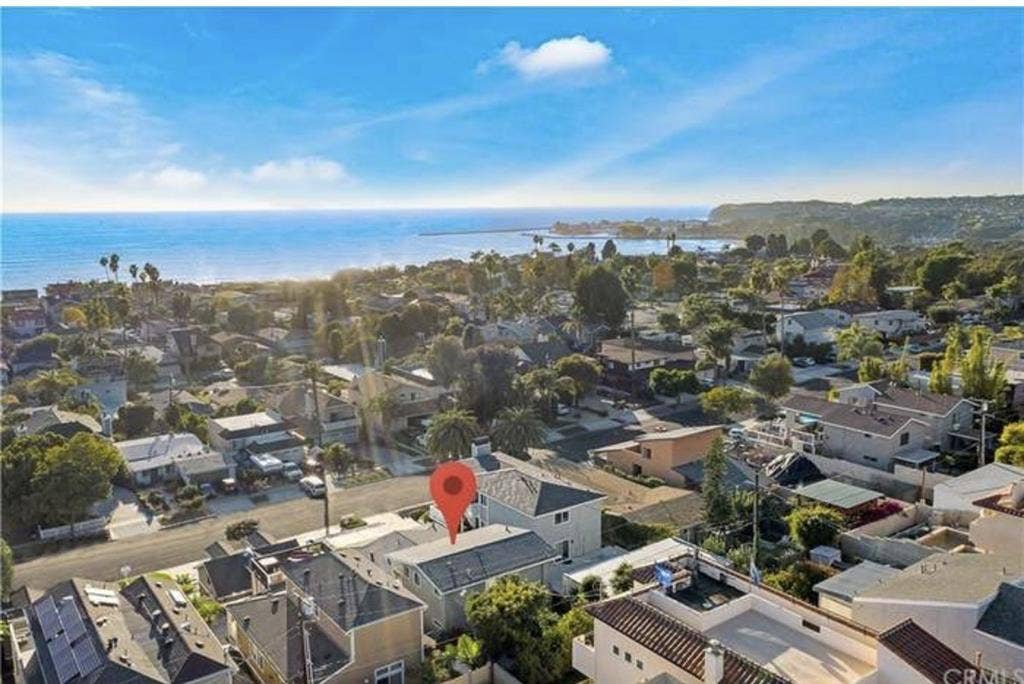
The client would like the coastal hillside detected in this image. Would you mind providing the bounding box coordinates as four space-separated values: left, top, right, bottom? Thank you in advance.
707 194 1023 243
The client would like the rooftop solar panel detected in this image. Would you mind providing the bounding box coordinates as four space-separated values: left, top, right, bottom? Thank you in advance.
35 596 62 640
49 635 79 684
72 637 103 677
57 597 87 643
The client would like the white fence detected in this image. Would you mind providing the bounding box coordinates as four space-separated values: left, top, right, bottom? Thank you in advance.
38 517 107 541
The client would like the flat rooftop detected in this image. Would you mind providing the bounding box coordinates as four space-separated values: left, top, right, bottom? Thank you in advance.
706 610 874 683
666 573 745 612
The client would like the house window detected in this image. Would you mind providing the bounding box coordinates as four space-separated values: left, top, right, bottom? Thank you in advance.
413 572 420 586
375 660 405 684
637 660 644 670
863 433 872 439
801 619 821 633
625 652 632 664
900 432 909 446
642 448 652 460
612 645 620 656
478 494 488 507
863 455 878 463
554 511 570 525
559 540 570 560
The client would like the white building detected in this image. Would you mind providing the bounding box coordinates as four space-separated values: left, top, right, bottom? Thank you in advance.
851 309 927 339
207 411 305 463
776 309 850 346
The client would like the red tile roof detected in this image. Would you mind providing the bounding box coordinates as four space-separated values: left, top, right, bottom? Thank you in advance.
878 619 979 684
972 492 1024 518
587 596 788 684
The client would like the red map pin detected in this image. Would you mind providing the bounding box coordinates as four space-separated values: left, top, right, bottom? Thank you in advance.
430 461 477 544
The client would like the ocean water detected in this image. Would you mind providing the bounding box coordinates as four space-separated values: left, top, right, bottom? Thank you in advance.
0 207 723 290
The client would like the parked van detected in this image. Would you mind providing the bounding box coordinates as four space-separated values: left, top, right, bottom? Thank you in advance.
299 475 326 498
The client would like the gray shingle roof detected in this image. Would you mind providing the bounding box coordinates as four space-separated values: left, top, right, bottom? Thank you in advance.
388 526 558 593
867 382 964 416
976 582 1024 647
819 404 917 438
278 552 423 631
477 469 604 516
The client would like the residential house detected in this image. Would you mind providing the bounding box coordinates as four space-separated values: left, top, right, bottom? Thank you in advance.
595 338 697 394
386 525 559 634
225 545 425 684
813 560 901 620
451 443 606 561
196 539 300 602
779 394 933 470
574 547 885 684
350 370 446 435
9 338 58 376
208 331 267 362
851 310 927 340
167 327 220 375
561 538 694 595
932 462 1024 512
13 575 230 684
478 317 560 345
17 406 102 439
968 480 1024 553
273 386 359 445
776 309 850 346
991 338 1024 410
207 411 305 464
4 307 47 338
794 478 885 515
1 288 40 308
833 381 974 452
67 354 128 416
359 293 407 314
254 327 312 355
851 551 1024 673
115 432 234 488
591 426 723 485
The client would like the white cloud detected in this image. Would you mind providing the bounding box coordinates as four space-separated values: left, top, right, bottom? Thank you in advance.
135 165 208 190
247 157 348 183
480 35 612 80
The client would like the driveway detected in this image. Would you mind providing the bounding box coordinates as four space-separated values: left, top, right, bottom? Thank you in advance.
14 474 430 591
93 487 159 541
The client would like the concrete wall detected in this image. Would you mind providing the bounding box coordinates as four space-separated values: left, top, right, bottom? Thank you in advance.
875 645 933 684
803 453 951 501
587 620 699 684
342 609 424 684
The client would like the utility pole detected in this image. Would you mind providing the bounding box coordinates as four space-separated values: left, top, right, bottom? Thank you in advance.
752 468 760 571
978 401 989 469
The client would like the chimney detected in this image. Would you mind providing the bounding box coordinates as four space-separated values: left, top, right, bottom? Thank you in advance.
106 637 118 652
704 639 724 683
471 436 491 458
242 616 251 629
101 413 113 437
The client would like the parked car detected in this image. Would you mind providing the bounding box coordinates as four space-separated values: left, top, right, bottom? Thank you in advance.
199 483 218 499
282 462 303 482
792 357 817 368
727 426 746 440
300 475 326 498
219 477 238 494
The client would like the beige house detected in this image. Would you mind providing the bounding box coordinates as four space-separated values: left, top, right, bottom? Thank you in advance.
226 545 425 684
968 480 1024 553
591 425 722 484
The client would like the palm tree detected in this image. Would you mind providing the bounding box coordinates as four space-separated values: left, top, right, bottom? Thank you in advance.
491 406 546 458
770 259 805 356
520 368 575 420
699 318 740 381
99 256 109 281
29 368 82 404
360 391 399 440
129 263 139 282
142 262 161 308
425 408 478 459
304 362 323 447
108 253 120 283
83 298 110 342
321 442 355 476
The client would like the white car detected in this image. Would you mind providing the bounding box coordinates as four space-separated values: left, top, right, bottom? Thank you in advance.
793 357 817 368
300 475 326 498
282 462 303 482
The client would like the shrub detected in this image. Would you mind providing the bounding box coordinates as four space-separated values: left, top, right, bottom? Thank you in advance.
764 561 836 602
225 518 259 541
786 505 846 550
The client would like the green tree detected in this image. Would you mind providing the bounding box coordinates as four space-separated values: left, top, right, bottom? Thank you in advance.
745 234 766 252
227 303 258 333
27 368 82 405
857 355 888 382
2 433 65 530
610 562 635 594
114 403 155 438
748 353 793 402
929 325 963 395
699 386 754 420
321 442 356 475
702 436 732 526
425 409 478 459
678 293 720 331
125 349 158 389
764 561 835 602
648 367 700 404
466 575 553 660
835 322 884 361
553 353 603 400
519 368 576 420
425 335 466 387
1 538 13 601
573 265 628 329
787 504 845 550
698 317 740 380
960 327 1006 402
32 433 124 528
574 575 605 603
490 406 546 458
994 422 1024 467
601 239 618 260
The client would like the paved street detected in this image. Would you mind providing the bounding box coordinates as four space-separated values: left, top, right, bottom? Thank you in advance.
14 475 430 591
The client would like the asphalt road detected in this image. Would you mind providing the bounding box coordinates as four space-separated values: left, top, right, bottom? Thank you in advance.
14 475 430 591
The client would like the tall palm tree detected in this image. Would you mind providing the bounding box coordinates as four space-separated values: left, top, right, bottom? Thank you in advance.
770 259 805 356
304 362 323 447
99 256 109 281
520 368 575 420
491 406 546 458
129 263 139 282
425 408 478 459
108 253 120 283
699 318 740 381
142 262 161 308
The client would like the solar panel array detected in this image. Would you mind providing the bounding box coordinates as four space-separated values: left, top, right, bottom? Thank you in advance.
33 594 106 683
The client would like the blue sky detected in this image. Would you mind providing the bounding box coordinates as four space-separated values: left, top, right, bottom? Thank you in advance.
3 7 1021 212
